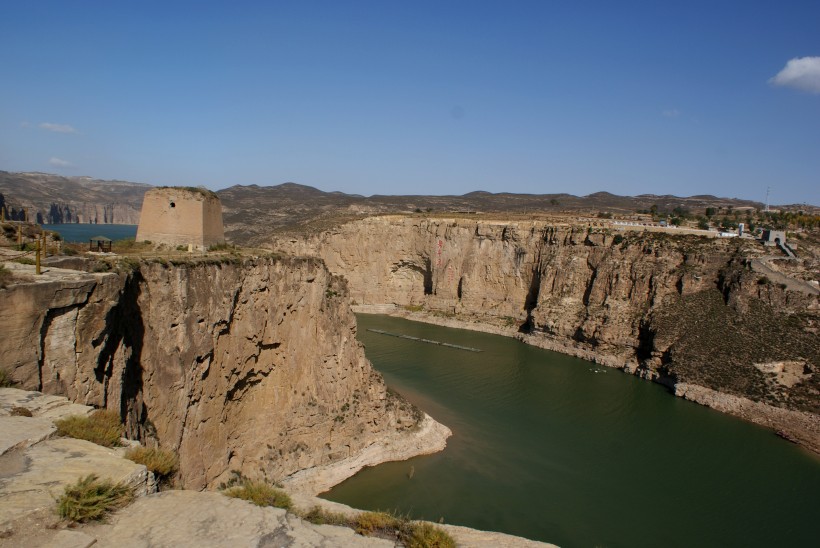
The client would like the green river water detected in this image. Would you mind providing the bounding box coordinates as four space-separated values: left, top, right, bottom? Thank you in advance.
323 314 820 548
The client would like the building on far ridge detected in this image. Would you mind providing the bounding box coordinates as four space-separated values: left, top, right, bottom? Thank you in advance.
135 187 225 250
762 229 786 247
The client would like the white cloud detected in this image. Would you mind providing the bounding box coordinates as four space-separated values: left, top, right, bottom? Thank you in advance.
769 56 820 94
39 122 77 133
49 157 72 167
662 108 680 118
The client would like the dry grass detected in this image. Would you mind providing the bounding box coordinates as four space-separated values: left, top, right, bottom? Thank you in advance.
300 507 455 547
299 505 350 526
57 474 134 523
223 479 293 510
124 447 178 479
404 522 456 548
54 409 123 447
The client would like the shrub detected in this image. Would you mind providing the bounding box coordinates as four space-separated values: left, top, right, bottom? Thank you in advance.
354 511 402 536
405 522 456 548
124 447 178 479
10 406 32 417
54 409 123 447
223 479 292 510
612 234 624 246
13 257 35 265
300 505 350 526
57 474 134 523
208 242 230 251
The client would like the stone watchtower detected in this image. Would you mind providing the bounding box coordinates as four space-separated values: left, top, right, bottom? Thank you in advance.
136 187 225 250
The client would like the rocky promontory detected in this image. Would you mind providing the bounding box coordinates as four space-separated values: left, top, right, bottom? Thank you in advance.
0 256 450 491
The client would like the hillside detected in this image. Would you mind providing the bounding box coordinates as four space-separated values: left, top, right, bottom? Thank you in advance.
0 171 149 224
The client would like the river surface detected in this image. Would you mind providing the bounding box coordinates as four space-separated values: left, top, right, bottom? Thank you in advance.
43 224 138 243
323 314 820 548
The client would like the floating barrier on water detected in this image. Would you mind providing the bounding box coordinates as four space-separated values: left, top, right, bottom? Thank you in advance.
367 329 482 352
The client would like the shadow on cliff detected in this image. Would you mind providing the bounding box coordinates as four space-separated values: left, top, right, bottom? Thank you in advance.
94 268 153 442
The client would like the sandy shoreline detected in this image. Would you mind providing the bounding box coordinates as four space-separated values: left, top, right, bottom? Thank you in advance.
281 413 452 496
353 304 820 458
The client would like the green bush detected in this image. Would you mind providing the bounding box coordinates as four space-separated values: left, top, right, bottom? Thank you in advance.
223 479 293 510
54 409 123 447
125 446 178 479
57 474 134 523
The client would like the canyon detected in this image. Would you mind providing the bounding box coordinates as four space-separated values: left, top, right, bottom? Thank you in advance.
0 256 450 492
271 215 820 452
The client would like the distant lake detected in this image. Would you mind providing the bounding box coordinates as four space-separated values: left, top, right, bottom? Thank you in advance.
43 224 138 243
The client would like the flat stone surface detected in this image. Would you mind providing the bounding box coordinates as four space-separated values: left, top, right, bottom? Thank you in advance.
0 388 93 420
0 416 56 456
40 529 97 548
91 490 393 548
0 438 151 526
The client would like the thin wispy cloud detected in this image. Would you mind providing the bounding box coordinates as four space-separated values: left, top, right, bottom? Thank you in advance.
769 56 820 94
662 108 681 118
48 157 72 167
39 122 77 133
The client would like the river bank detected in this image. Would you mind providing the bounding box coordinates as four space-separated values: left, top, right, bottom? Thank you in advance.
353 304 820 457
281 413 452 496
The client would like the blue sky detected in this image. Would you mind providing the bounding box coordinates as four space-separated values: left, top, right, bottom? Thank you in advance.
1 1 818 205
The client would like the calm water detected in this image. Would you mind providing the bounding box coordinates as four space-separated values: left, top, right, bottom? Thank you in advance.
43 224 138 243
324 314 820 548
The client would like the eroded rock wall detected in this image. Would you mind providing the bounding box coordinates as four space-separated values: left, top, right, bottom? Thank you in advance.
271 216 819 428
0 257 434 489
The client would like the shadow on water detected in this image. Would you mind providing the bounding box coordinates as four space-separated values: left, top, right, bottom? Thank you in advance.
323 314 820 548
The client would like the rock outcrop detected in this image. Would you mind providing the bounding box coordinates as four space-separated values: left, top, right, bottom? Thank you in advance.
271 215 820 450
0 257 450 491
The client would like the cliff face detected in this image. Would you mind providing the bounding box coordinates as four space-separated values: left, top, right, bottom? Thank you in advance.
271 216 819 435
0 257 442 490
0 172 147 225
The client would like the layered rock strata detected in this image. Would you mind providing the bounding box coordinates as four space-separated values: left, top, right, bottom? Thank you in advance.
271 216 819 451
0 257 450 490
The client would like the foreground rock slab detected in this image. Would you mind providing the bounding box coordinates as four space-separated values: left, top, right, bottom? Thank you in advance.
0 438 153 526
90 490 393 548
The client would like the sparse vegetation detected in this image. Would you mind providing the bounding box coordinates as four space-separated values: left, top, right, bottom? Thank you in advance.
299 505 350 526
124 446 179 479
298 507 455 547
222 478 293 510
54 409 123 447
10 406 32 417
0 264 12 288
403 304 425 312
208 242 231 251
0 368 16 387
57 474 134 523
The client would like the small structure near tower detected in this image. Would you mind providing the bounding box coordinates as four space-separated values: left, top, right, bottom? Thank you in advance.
136 187 225 250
